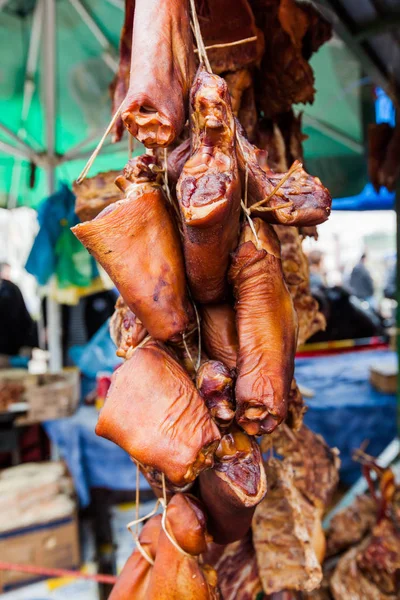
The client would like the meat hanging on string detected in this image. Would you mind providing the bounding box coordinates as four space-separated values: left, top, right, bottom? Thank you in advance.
72 155 193 342
201 304 238 369
177 66 241 303
109 514 161 600
146 494 220 599
120 0 195 147
95 340 220 487
199 429 267 544
236 126 332 227
229 219 297 435
109 297 147 359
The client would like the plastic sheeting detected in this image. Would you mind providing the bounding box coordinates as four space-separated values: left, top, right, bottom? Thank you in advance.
332 183 395 211
295 349 397 483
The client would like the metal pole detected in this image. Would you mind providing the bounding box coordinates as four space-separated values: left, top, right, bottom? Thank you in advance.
44 0 63 372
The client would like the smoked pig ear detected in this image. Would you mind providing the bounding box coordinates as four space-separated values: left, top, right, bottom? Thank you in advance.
96 340 220 487
199 430 267 544
72 156 193 343
177 67 241 303
121 0 194 148
109 514 161 600
229 219 297 435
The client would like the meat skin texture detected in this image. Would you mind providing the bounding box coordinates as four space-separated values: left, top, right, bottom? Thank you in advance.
177 67 241 303
201 304 238 369
72 156 192 342
95 340 220 486
229 219 297 434
196 360 235 430
199 430 267 544
121 0 194 147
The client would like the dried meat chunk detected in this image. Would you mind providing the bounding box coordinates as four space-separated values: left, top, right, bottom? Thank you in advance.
177 67 241 303
109 297 147 359
201 304 238 370
73 170 124 222
199 430 267 544
121 0 195 148
229 220 297 435
196 360 236 430
96 340 220 486
72 155 193 342
368 123 393 192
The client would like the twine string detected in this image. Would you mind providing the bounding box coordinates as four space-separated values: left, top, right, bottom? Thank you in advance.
250 161 303 212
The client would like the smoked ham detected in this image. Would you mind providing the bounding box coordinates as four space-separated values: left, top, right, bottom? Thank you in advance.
147 494 220 599
196 360 235 430
177 67 241 303
73 170 124 222
201 304 238 369
120 0 194 147
229 219 297 434
109 296 147 359
199 430 267 544
96 340 220 486
109 514 161 600
72 155 193 342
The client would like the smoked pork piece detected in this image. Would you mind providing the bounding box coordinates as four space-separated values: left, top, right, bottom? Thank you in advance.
225 70 253 116
286 378 307 432
330 543 397 600
197 0 262 74
139 464 193 501
238 83 258 143
177 67 241 303
120 0 194 147
275 225 326 346
356 518 400 596
170 330 208 379
379 123 400 192
368 123 393 191
203 533 263 600
147 494 220 599
109 514 161 600
110 0 135 143
73 170 124 222
229 220 297 434
109 297 147 359
199 430 267 544
72 155 193 342
201 304 238 369
237 128 331 227
96 340 220 486
261 424 340 510
253 460 323 594
325 494 377 558
196 361 235 430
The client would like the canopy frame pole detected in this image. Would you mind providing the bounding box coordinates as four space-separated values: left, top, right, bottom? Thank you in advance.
44 0 63 373
68 0 118 71
8 0 44 209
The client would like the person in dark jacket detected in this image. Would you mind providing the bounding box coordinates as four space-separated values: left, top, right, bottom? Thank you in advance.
349 253 375 303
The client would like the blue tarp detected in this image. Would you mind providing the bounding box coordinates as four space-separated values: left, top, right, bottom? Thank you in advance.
332 183 395 211
295 349 397 483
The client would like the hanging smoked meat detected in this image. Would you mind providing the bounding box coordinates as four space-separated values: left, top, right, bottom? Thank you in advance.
236 127 332 227
120 0 195 148
261 424 340 511
177 66 241 303
203 533 263 600
378 122 400 192
286 378 307 432
96 340 220 486
367 123 393 192
199 430 267 544
253 460 323 595
72 155 193 342
201 304 238 369
147 494 220 599
109 514 161 600
196 360 236 430
197 0 263 74
167 138 191 189
110 0 135 143
139 464 194 502
109 297 147 359
73 170 124 222
229 219 297 435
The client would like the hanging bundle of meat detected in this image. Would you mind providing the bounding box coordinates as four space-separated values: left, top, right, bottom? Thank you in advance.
73 170 124 222
120 0 195 147
199 429 267 544
72 155 193 342
229 219 297 434
96 340 220 486
177 66 241 303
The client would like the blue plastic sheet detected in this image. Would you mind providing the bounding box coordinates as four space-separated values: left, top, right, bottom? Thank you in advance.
295 349 397 483
44 406 150 507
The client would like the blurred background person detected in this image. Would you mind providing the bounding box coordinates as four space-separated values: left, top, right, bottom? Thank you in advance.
349 253 375 305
